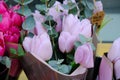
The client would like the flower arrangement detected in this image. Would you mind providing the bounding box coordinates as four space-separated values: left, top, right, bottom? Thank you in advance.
0 0 106 79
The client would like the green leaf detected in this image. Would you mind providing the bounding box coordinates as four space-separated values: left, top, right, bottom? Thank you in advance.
81 0 86 6
40 0 49 3
19 30 26 43
86 1 94 10
36 4 47 12
17 5 32 17
10 48 17 55
58 65 72 74
90 43 96 51
5 0 8 2
74 41 82 48
79 34 88 44
22 15 35 31
0 57 11 68
0 15 2 22
27 32 34 38
69 7 78 15
62 4 70 10
57 59 64 64
48 0 56 8
14 0 33 5
84 7 93 18
62 3 76 10
42 23 51 30
45 15 53 21
48 60 59 70
17 44 25 57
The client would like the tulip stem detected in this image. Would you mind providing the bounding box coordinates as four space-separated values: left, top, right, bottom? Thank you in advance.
48 20 58 60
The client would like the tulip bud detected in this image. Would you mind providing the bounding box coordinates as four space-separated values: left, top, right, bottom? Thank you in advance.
74 43 94 68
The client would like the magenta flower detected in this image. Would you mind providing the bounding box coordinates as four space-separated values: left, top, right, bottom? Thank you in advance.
0 1 8 14
4 26 20 43
0 32 5 56
0 12 11 32
23 33 53 61
11 12 23 27
74 43 93 68
108 37 120 79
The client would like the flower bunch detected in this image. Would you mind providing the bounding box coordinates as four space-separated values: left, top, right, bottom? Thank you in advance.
21 0 98 74
0 0 104 75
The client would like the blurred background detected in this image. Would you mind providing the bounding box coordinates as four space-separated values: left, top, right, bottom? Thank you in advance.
98 0 120 43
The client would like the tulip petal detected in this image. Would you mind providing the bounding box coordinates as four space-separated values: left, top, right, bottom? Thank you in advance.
74 43 93 68
0 32 5 56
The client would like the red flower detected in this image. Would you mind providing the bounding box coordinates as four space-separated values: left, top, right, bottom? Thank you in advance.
0 1 8 14
4 26 20 43
0 32 5 56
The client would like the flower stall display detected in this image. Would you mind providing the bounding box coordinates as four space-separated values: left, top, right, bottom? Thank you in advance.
0 0 106 80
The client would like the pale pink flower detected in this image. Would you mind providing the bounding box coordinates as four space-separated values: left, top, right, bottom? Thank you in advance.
33 10 46 35
72 19 92 38
22 37 32 53
93 1 103 14
108 37 120 79
48 1 64 32
74 43 94 68
58 31 76 53
62 14 79 33
23 33 53 61
99 56 113 80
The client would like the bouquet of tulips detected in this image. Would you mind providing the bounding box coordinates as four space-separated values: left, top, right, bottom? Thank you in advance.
0 0 105 79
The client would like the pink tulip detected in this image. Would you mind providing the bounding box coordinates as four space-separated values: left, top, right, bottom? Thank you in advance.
22 37 32 53
99 56 113 80
0 1 8 14
93 1 103 14
23 33 53 61
4 26 20 43
0 32 5 56
74 43 93 68
48 1 64 32
33 10 46 35
58 31 76 53
108 37 120 79
72 19 92 38
62 14 79 33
